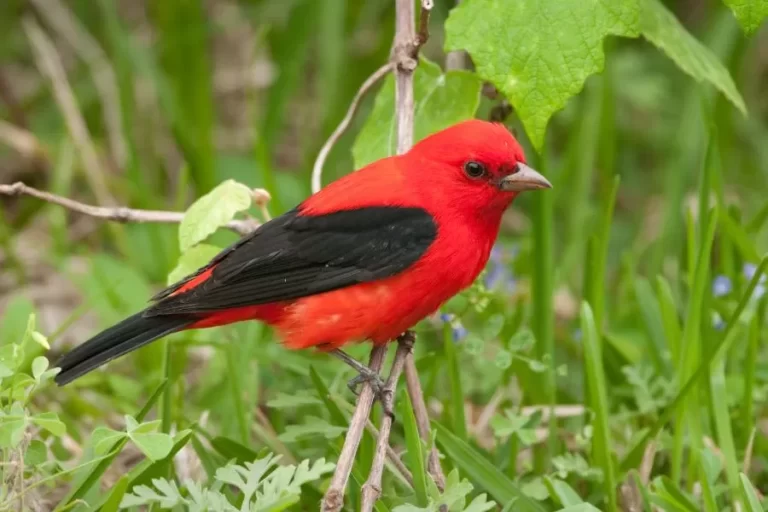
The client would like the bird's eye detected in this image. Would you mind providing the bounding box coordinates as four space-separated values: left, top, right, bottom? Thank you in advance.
463 161 487 179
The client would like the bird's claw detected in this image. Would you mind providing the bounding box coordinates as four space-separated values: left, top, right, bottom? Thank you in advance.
346 371 396 420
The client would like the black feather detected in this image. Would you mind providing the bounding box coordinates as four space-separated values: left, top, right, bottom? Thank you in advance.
147 206 437 315
54 312 192 385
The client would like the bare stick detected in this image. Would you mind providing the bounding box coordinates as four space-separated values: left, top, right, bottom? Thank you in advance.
0 182 260 236
321 345 389 512
361 333 415 511
405 356 446 491
22 17 114 206
311 63 394 193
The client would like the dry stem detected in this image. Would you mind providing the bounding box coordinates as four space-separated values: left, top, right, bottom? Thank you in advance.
311 63 394 193
321 346 388 512
361 333 415 511
0 182 260 235
22 17 114 206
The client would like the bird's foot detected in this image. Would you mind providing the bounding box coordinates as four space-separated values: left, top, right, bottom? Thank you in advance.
332 349 394 419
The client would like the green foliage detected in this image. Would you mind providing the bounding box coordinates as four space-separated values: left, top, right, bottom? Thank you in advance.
446 0 746 149
723 0 768 33
179 179 253 251
353 58 483 168
120 453 334 511
392 470 496 512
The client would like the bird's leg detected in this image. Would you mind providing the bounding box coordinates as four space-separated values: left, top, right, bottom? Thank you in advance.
330 349 386 397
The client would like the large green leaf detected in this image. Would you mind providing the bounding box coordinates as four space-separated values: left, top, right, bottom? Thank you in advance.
445 0 746 150
352 58 482 168
723 0 768 34
179 179 252 252
639 0 745 115
445 0 639 149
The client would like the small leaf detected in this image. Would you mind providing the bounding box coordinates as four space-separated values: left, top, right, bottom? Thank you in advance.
32 356 48 381
130 432 174 461
723 0 768 34
129 418 161 435
0 416 28 449
179 179 252 251
92 426 127 455
167 243 222 285
266 391 322 409
278 417 347 442
31 331 50 350
31 412 66 436
24 439 48 466
353 58 482 168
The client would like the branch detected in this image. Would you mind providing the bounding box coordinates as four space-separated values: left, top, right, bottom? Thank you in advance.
322 346 388 512
0 182 261 236
361 333 415 512
311 63 394 193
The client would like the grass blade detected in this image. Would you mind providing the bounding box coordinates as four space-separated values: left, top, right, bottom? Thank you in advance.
580 302 617 512
402 392 429 506
432 421 546 511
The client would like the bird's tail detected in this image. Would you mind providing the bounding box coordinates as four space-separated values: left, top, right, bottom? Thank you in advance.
54 311 193 386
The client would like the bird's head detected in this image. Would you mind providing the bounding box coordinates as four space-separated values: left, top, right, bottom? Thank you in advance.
406 120 551 215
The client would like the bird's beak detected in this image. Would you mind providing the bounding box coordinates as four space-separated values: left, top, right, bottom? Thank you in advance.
498 164 553 192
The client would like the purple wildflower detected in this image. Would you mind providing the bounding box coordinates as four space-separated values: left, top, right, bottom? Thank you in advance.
438 313 467 342
712 275 732 297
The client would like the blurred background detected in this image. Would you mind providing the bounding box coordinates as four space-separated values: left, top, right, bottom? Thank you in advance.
1 0 768 510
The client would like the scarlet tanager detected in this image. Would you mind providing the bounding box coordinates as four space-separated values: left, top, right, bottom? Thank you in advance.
54 120 551 388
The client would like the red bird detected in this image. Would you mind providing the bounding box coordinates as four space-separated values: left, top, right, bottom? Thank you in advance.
54 120 551 389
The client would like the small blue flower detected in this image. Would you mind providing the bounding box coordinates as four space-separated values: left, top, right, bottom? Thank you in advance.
484 244 517 293
712 275 732 297
712 312 725 331
573 328 582 342
743 263 766 283
438 313 467 342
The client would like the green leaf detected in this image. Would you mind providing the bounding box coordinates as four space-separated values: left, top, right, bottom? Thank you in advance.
433 421 546 511
130 432 174 461
31 356 48 381
31 412 66 436
740 473 764 512
167 243 222 285
278 417 347 442
92 426 127 455
31 331 50 350
0 416 28 449
723 0 768 34
445 0 639 149
556 505 602 512
24 439 48 466
352 58 482 168
179 179 252 251
101 475 132 512
638 0 746 115
266 391 323 409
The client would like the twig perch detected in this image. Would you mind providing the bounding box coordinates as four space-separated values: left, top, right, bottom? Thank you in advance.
0 182 261 236
321 346 388 512
361 333 415 512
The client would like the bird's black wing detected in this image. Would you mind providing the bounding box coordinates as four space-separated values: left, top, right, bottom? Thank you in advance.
146 206 437 316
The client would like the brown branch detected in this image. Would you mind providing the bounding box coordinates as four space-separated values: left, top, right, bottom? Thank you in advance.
322 346 388 512
311 63 394 193
0 182 260 235
361 333 415 511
